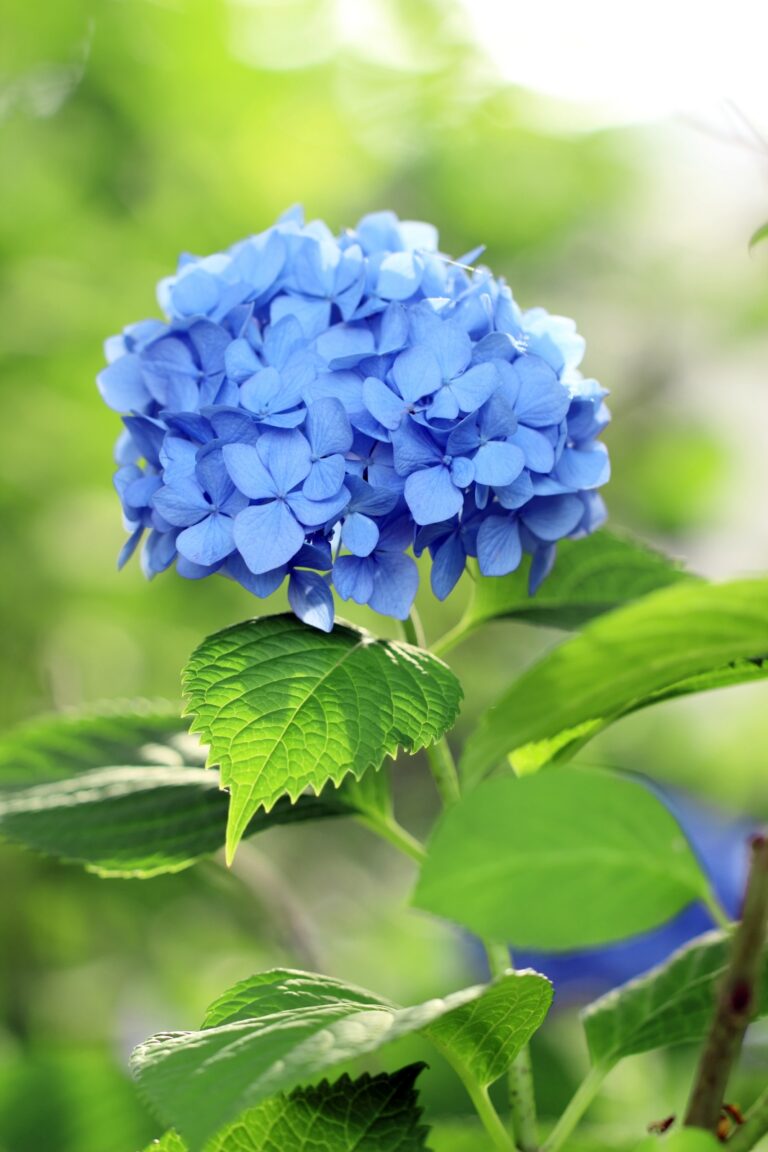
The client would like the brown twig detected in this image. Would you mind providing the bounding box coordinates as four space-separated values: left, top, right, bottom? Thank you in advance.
683 834 768 1133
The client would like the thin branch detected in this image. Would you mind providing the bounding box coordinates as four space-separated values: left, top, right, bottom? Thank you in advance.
683 834 768 1132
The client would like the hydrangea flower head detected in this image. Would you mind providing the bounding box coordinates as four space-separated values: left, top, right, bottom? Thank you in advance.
99 207 610 631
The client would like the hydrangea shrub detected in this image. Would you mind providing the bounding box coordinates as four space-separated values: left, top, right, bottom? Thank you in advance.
3 209 767 1152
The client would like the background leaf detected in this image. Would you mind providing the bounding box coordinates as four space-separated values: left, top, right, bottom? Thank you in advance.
413 768 711 950
461 578 768 784
0 701 188 788
183 615 462 862
633 1133 721 1151
464 530 691 632
131 967 551 1150
582 929 768 1067
144 1065 431 1152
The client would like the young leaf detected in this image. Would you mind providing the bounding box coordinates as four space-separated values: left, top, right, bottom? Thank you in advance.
131 967 551 1150
144 1064 431 1152
413 768 711 950
0 700 188 788
582 929 768 1068
464 530 691 632
0 765 348 878
462 578 768 785
182 615 462 862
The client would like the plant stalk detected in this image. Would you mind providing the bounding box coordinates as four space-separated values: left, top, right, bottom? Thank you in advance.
683 833 768 1133
541 1065 609 1152
726 1084 768 1151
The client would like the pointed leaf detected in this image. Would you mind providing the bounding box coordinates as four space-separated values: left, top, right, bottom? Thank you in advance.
413 768 711 950
131 967 550 1150
182 615 462 862
144 1065 431 1152
582 928 768 1068
463 530 692 633
462 578 768 785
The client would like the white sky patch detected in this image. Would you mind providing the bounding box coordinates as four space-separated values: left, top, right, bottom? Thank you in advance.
458 0 768 129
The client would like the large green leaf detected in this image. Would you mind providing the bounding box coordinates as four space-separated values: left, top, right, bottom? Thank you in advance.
183 615 462 862
131 967 551 1150
582 929 768 1068
0 764 349 878
633 1134 720 1151
144 1065 430 1152
461 578 768 784
0 700 188 789
464 530 691 632
413 768 710 950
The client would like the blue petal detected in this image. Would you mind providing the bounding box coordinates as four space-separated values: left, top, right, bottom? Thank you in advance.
369 553 419 619
170 268 220 317
347 475 399 517
142 528 177 577
226 553 287 597
333 555 375 605
363 376 406 431
234 501 306 574
187 320 229 374
152 480 210 527
303 454 346 501
522 495 585 542
263 315 306 371
451 362 500 413
223 443 276 500
473 441 525 487
529 544 557 594
450 456 474 488
392 345 441 403
509 425 555 473
426 386 460 421
259 429 312 494
176 555 222 580
195 445 234 507
377 251 423 300
428 319 471 379
305 397 353 457
287 485 349 527
405 465 463 526
204 407 261 446
177 513 235 566
342 512 379 557
288 570 334 633
315 324 376 369
391 420 441 476
123 416 166 469
512 355 571 427
431 534 466 600
97 355 149 413
271 294 332 340
496 471 534 510
377 302 410 354
554 444 610 490
225 338 260 384
117 526 143 569
477 515 522 576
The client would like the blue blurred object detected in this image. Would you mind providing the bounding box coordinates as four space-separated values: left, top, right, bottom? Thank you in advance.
510 783 756 1001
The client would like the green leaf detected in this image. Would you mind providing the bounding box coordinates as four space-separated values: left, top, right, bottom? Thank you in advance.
182 615 462 863
461 578 768 785
0 700 188 789
0 765 349 878
464 530 691 632
749 221 768 250
413 767 710 950
582 929 768 1067
144 1065 431 1152
131 967 551 1150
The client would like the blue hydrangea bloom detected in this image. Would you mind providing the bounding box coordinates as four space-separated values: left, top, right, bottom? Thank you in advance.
99 207 611 630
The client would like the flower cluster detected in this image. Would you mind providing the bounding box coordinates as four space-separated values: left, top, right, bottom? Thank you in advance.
99 207 610 631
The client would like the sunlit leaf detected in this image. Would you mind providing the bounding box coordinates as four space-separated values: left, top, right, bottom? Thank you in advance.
131 967 550 1150
183 615 462 862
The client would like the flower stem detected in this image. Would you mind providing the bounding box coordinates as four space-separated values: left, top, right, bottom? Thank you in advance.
541 1065 609 1152
726 1084 768 1151
485 940 540 1151
684 833 768 1133
432 617 477 658
357 812 427 864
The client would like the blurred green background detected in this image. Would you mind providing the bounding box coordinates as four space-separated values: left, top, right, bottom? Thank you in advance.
1 1 767 1148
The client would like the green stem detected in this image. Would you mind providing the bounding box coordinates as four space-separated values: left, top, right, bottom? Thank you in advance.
484 941 539 1151
431 617 477 658
357 813 427 865
437 1050 516 1152
726 1084 768 1151
704 889 732 932
424 736 462 807
541 1065 609 1152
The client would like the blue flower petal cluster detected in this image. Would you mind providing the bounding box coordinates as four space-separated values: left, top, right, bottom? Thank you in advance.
99 207 610 630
